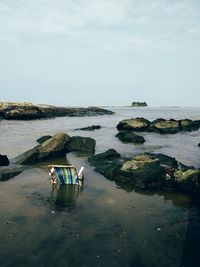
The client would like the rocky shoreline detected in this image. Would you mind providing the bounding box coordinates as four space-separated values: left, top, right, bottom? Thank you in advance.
0 110 200 202
0 102 114 120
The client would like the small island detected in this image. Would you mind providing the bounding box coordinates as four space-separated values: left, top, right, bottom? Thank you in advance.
131 101 147 107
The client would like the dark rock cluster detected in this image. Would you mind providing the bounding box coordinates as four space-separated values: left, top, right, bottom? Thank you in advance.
117 117 200 134
88 149 200 201
14 133 96 165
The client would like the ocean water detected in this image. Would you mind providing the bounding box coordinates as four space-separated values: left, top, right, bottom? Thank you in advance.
0 107 200 267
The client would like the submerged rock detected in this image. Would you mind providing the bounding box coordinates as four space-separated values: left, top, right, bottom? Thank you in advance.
75 125 101 131
0 165 25 181
0 154 9 166
68 136 96 154
0 102 114 120
116 131 145 144
36 135 52 144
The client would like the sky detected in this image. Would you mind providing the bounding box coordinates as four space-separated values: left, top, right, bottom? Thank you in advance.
0 0 200 107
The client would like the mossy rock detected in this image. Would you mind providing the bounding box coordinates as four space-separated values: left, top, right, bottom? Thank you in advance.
117 117 150 131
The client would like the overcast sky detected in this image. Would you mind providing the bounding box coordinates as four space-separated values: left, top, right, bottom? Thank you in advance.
0 0 200 106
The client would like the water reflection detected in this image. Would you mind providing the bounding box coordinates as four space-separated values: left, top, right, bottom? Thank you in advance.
115 180 190 209
51 184 83 210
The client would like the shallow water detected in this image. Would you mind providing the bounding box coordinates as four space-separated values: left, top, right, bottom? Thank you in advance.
0 107 200 266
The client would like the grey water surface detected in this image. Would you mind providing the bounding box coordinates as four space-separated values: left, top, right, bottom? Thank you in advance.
0 107 200 267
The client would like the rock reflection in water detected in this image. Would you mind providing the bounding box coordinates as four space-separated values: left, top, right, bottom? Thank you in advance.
51 183 83 210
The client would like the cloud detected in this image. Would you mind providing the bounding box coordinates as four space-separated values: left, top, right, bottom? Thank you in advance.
0 0 199 50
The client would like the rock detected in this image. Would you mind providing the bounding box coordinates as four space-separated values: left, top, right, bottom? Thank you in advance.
89 149 121 165
89 150 165 189
13 146 40 165
68 136 96 154
150 119 179 134
36 135 52 144
0 154 9 166
0 165 25 181
179 162 195 171
174 169 200 196
88 149 121 178
117 118 200 134
116 131 145 144
88 149 200 200
118 154 166 189
14 133 96 164
198 143 200 147
179 119 197 131
117 118 150 131
0 102 114 120
150 153 178 169
75 125 101 131
131 102 147 107
14 133 70 164
37 133 71 160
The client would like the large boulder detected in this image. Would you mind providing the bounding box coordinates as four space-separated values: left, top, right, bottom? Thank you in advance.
118 154 166 189
150 119 180 134
38 133 70 160
0 165 25 181
88 149 121 178
14 133 70 164
36 135 52 144
89 150 165 189
0 154 9 166
116 131 145 144
68 136 96 154
117 118 150 131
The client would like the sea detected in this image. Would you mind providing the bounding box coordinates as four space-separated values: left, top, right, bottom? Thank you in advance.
0 106 200 267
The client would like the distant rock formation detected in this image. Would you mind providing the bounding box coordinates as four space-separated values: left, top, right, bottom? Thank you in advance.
0 102 114 120
131 101 147 107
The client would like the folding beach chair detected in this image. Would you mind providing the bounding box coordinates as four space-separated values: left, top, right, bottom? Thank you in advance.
48 165 84 185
